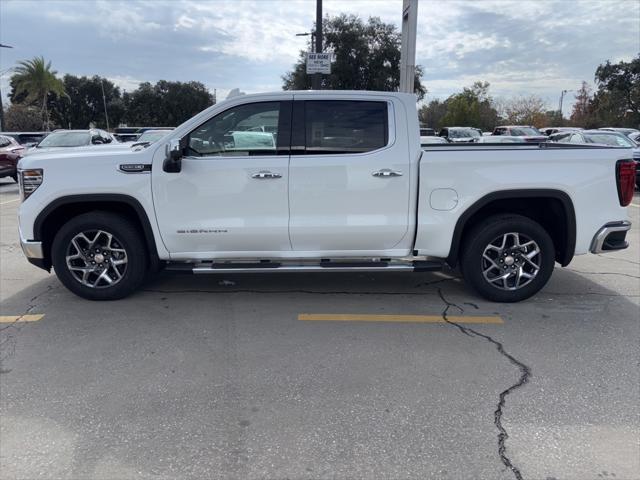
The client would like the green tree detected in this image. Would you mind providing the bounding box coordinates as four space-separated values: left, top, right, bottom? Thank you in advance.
437 82 499 131
10 56 66 130
418 99 448 129
282 15 426 99
123 80 214 126
51 75 124 129
591 56 640 127
543 110 564 127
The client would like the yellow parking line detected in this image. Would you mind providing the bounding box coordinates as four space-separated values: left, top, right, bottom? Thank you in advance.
0 314 45 323
298 313 503 324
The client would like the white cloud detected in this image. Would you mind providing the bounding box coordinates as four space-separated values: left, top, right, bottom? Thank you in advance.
0 0 637 111
106 75 144 93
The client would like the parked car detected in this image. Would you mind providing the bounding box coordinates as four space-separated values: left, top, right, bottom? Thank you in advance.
541 127 582 136
492 126 547 142
599 127 640 139
17 91 634 303
134 129 173 145
550 129 640 187
419 127 436 137
420 136 447 146
27 129 118 155
628 131 640 144
439 127 481 143
477 136 525 143
0 131 48 148
0 135 26 182
114 127 175 143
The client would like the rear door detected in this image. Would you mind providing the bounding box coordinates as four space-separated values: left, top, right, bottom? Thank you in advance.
288 96 411 254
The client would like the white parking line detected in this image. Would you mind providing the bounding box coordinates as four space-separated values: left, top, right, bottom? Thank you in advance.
0 198 19 206
629 203 639 209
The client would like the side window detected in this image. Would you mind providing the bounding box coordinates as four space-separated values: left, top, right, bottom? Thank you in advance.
101 131 112 143
304 100 388 154
187 102 281 157
0 137 10 148
569 134 583 144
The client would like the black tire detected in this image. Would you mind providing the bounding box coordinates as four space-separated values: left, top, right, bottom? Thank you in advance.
51 211 148 300
460 214 555 302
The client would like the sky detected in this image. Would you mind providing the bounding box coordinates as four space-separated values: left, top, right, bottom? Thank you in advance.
0 0 638 116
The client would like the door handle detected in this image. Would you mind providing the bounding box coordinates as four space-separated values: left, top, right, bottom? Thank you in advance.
251 171 282 179
372 169 403 177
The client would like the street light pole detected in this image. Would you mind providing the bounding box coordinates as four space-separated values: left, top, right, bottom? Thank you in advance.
313 0 322 90
559 89 571 118
100 79 110 131
0 43 14 131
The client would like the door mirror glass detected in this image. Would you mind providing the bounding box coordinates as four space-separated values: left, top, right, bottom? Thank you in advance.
163 138 183 173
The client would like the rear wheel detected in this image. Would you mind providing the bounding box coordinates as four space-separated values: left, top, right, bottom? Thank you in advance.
461 214 555 302
51 212 148 300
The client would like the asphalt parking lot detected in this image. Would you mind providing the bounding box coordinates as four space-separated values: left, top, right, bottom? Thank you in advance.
1 178 638 480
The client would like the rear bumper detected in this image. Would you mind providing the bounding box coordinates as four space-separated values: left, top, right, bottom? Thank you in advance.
590 221 632 253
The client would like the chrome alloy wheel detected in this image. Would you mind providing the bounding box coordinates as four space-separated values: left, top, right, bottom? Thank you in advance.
481 232 541 291
65 230 128 288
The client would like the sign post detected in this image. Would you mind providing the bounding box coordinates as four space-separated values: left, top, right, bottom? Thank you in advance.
306 53 331 75
399 0 418 94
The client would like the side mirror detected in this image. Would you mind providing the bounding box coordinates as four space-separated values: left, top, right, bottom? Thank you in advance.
163 138 183 173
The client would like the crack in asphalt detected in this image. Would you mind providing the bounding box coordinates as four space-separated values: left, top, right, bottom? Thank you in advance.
437 289 531 480
595 254 640 266
567 269 640 279
545 291 640 297
0 284 55 372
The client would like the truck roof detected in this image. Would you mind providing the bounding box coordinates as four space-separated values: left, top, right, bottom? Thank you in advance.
228 90 418 100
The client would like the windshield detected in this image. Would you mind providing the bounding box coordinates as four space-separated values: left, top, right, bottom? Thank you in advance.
137 131 169 143
584 133 635 147
449 129 480 138
510 127 542 136
37 132 90 148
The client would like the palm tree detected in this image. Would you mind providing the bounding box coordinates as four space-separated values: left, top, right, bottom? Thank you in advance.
12 56 66 130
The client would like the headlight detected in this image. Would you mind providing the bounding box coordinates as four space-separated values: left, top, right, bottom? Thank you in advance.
19 169 43 200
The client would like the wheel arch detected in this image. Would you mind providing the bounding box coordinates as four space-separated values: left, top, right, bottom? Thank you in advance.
446 189 576 267
34 194 161 271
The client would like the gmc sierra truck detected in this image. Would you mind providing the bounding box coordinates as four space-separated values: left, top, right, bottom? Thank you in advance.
17 91 635 302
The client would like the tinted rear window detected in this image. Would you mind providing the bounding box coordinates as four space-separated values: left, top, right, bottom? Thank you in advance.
304 101 388 154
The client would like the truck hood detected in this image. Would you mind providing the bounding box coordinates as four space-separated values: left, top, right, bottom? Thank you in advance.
18 144 152 170
24 144 134 156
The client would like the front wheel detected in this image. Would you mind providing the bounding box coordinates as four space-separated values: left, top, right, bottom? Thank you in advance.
51 212 148 300
460 214 555 302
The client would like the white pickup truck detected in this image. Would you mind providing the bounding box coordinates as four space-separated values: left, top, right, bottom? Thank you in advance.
17 91 635 302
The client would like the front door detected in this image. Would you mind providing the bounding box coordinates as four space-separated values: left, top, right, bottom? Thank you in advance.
288 97 412 254
152 99 292 259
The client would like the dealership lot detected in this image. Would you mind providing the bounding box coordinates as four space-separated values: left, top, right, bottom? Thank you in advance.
0 178 638 479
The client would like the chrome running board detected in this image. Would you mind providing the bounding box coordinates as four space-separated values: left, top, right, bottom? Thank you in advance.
167 260 443 274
